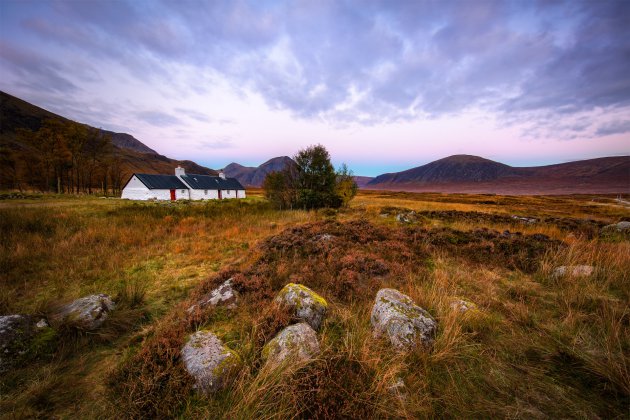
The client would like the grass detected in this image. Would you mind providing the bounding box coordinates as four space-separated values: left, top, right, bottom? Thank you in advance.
0 191 628 418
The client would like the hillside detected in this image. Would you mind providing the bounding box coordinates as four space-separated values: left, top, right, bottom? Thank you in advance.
0 91 217 191
367 154 630 194
224 156 294 187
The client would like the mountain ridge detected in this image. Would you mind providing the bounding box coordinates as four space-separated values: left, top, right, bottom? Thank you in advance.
367 154 630 194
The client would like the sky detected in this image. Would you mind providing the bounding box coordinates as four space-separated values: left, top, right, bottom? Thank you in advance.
1 0 629 176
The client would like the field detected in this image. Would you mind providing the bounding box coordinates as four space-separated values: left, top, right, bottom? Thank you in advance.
1 190 628 418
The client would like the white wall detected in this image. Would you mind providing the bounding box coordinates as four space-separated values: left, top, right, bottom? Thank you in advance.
122 175 188 200
221 189 246 199
189 189 219 200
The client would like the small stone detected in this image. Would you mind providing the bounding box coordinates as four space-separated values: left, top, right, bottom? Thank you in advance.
187 279 238 313
552 265 595 278
0 315 39 372
262 323 320 370
36 319 49 329
181 331 241 393
274 283 328 331
50 294 115 330
511 215 537 224
371 288 437 350
602 221 630 232
387 377 407 399
450 299 477 313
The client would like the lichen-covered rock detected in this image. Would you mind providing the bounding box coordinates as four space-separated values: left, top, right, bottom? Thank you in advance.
187 278 238 313
371 288 437 350
450 298 477 313
602 221 630 232
181 331 241 393
262 323 320 369
50 294 115 330
0 315 50 373
274 283 328 331
552 265 595 278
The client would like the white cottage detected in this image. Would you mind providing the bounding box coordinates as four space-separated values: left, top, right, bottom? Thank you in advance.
121 167 246 201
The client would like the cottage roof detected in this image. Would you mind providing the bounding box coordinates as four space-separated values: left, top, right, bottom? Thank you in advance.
180 174 245 190
133 174 188 190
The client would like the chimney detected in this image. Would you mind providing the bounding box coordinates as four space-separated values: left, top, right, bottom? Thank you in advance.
175 166 185 177
219 170 226 179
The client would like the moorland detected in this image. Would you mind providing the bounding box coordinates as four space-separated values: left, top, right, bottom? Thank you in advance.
0 190 628 418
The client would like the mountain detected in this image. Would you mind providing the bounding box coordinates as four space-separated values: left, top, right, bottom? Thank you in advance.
353 176 374 188
367 154 630 194
0 91 217 190
224 156 294 187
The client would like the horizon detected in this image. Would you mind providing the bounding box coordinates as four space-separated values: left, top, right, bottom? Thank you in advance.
1 1 629 177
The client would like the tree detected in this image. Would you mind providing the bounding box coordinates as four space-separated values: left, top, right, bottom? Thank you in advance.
335 163 358 207
263 144 358 210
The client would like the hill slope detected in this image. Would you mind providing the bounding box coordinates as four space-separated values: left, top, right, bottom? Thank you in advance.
0 91 217 190
367 154 629 194
224 156 294 187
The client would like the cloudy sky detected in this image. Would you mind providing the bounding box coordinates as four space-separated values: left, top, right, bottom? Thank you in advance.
1 0 629 176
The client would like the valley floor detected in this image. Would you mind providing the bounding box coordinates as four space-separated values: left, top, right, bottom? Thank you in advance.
0 191 628 418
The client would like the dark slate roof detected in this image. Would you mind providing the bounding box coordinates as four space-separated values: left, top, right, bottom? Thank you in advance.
181 174 245 190
133 174 188 190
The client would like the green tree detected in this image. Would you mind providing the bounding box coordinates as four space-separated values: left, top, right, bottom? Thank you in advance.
335 163 358 207
263 144 358 210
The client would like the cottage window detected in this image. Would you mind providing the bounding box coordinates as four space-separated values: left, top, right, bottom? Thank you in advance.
181 190 185 194
204 190 208 194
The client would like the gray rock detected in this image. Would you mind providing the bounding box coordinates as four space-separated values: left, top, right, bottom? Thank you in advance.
50 294 115 330
450 299 477 313
181 331 241 393
0 315 50 373
187 279 238 313
371 288 437 350
552 265 595 278
274 283 328 331
602 221 630 232
511 215 537 224
262 323 320 369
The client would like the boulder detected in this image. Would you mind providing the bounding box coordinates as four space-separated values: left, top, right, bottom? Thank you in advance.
552 265 595 278
187 278 238 313
371 288 437 350
450 298 477 313
511 215 537 224
602 221 630 233
181 330 241 393
274 283 328 331
0 315 50 373
262 323 320 369
50 294 115 330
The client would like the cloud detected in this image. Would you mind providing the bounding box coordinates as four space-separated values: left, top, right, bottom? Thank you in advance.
596 120 630 137
136 111 182 127
1 0 629 140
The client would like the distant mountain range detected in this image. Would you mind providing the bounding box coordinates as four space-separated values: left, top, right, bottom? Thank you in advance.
0 91 217 189
224 156 295 187
367 154 629 194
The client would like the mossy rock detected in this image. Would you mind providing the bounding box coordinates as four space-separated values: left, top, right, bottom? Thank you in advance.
274 283 328 331
0 315 53 373
181 330 242 394
370 288 437 351
262 323 320 370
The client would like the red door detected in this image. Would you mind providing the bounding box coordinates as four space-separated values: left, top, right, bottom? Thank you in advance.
170 189 176 200
218 190 222 200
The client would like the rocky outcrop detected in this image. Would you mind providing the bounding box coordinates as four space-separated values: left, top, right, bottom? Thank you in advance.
50 294 115 330
552 265 595 278
181 331 241 393
262 323 320 369
0 315 51 373
371 288 437 350
188 279 238 313
274 283 328 331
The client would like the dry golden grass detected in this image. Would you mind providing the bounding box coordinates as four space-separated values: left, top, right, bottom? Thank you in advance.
0 191 628 418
